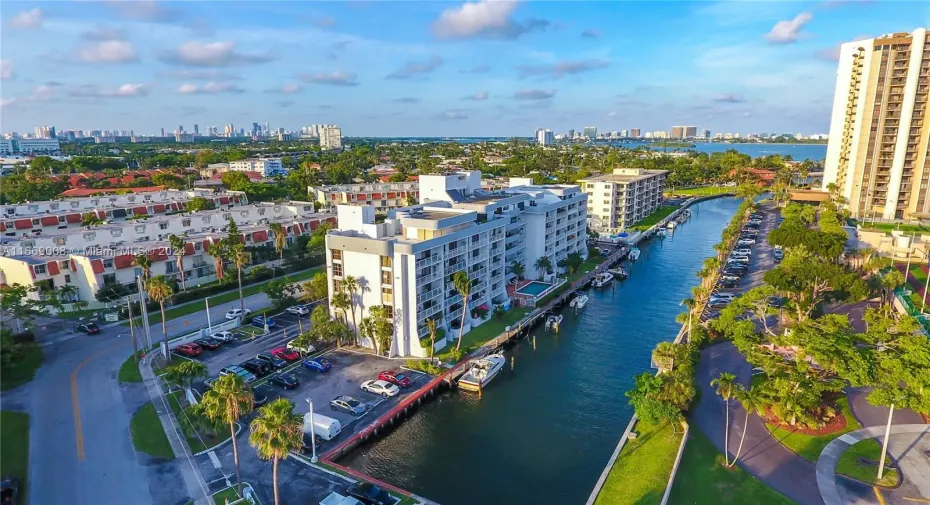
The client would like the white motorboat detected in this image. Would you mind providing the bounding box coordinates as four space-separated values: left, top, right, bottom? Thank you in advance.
570 292 589 309
667 220 677 229
608 267 628 279
545 314 564 330
592 272 614 287
682 209 691 219
628 248 641 261
458 353 506 392
656 228 667 238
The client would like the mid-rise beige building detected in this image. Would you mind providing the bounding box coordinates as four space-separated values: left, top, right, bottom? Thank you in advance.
823 28 930 219
579 168 668 232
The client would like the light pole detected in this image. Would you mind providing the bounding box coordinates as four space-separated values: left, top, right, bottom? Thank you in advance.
305 398 318 463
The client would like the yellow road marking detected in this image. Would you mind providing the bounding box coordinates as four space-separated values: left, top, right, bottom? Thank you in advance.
70 342 127 461
873 487 888 505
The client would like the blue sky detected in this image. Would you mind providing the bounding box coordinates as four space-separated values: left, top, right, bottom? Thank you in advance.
2 1 927 137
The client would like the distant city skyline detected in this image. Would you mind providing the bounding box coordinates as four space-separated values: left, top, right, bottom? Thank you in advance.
1 1 925 136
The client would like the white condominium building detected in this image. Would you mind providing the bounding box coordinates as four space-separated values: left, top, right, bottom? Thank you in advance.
319 125 343 150
325 171 587 357
579 168 668 232
229 158 286 177
0 138 61 154
310 182 419 212
822 28 930 219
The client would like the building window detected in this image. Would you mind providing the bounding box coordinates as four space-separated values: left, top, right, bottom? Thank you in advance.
332 249 342 261
55 237 67 246
60 260 69 270
103 273 116 284
159 223 168 230
103 259 114 268
182 219 191 227
64 274 71 283
382 287 393 304
381 256 392 268
333 280 343 293
381 271 392 285
34 264 47 274
135 225 146 233
332 263 343 277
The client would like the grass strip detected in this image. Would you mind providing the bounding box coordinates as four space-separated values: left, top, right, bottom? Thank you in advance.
629 205 681 232
835 439 899 487
212 486 241 505
0 411 30 504
0 344 43 391
593 420 682 505
130 402 175 460
166 391 230 454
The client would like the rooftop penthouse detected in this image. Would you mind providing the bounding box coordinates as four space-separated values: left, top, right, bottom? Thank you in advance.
310 181 419 212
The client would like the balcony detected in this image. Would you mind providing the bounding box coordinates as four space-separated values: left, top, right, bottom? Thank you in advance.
416 254 441 269
416 269 442 287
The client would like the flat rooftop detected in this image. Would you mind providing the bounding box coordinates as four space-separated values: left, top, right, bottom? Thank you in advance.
581 168 668 184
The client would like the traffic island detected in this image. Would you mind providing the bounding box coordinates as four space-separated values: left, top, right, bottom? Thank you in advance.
835 440 900 487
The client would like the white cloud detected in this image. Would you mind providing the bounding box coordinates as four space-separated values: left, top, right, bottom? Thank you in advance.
517 59 610 79
161 69 241 81
0 60 13 80
463 91 489 101
265 83 302 94
81 26 129 41
104 1 183 23
765 12 813 44
177 82 245 94
386 55 444 80
513 89 555 100
9 8 43 29
298 71 359 86
77 40 138 64
160 41 275 67
439 109 468 120
71 84 148 98
432 0 545 40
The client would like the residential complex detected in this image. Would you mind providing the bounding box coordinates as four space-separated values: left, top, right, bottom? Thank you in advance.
535 128 555 145
325 171 588 357
823 28 930 219
579 168 668 232
319 125 343 150
0 194 334 304
0 138 61 154
229 158 286 177
309 182 419 212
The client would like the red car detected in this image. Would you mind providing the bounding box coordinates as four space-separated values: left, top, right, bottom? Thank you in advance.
378 370 412 388
271 347 300 362
176 343 202 357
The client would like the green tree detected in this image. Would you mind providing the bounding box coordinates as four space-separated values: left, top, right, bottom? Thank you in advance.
168 234 188 291
206 240 227 281
534 256 552 278
146 275 175 358
231 244 251 312
342 276 361 342
301 272 328 302
186 196 213 212
164 360 207 402
221 171 251 190
509 261 525 280
366 305 394 356
262 280 299 309
763 245 866 322
626 372 683 428
249 398 303 505
452 271 472 351
200 374 254 496
711 372 737 465
132 254 152 282
269 223 287 262
731 384 763 467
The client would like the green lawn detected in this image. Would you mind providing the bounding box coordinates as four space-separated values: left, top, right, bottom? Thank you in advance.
666 186 732 197
566 256 606 284
593 420 682 505
130 402 175 460
629 205 681 232
836 439 899 487
442 306 533 356
123 267 322 327
669 429 796 505
861 222 930 234
166 391 230 453
212 486 240 505
0 411 29 504
0 344 43 391
119 352 144 383
765 397 860 462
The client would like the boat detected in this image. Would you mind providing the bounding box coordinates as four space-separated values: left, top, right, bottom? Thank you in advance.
458 353 506 392
656 228 667 238
682 209 691 219
666 220 677 229
545 314 564 330
592 272 614 288
608 267 628 279
628 248 641 261
569 292 589 309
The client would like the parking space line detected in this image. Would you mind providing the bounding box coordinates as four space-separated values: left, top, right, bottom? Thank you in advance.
208 450 222 469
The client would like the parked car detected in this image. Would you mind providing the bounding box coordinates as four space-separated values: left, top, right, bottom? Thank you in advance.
240 359 272 377
252 385 275 408
361 379 400 397
225 308 252 320
744 222 760 229
737 239 756 246
723 269 746 278
268 372 299 389
300 432 323 455
256 352 287 369
175 343 202 357
330 395 366 416
346 482 392 505
718 277 739 288
378 370 412 388
750 213 764 219
271 347 301 362
252 315 276 329
303 357 332 372
76 323 101 335
286 339 315 356
768 296 787 308
1 476 20 505
286 305 311 316
774 249 784 262
194 337 222 350
211 330 235 342
734 248 752 256
219 365 257 383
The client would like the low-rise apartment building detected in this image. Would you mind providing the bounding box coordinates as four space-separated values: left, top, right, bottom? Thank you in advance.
229 158 286 177
579 168 668 232
325 171 587 357
0 201 334 303
0 138 61 154
309 182 419 212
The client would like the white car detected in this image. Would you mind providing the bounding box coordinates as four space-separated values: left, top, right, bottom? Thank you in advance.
211 330 235 342
286 339 315 355
286 305 310 316
225 308 252 320
734 248 752 256
737 238 756 246
360 379 400 397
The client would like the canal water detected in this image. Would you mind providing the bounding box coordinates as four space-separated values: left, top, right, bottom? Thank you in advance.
341 197 743 505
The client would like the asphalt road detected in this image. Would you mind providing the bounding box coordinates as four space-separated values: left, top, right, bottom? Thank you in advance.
137 291 276 344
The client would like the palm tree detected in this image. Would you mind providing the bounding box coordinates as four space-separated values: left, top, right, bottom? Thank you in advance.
711 372 737 465
249 398 302 505
342 276 360 342
331 291 352 343
206 240 227 281
132 254 152 283
168 234 188 291
731 384 762 467
426 318 437 361
269 223 287 263
452 271 472 351
509 261 525 280
200 374 253 496
534 256 552 279
232 244 251 312
164 360 207 404
146 275 175 359
681 297 697 339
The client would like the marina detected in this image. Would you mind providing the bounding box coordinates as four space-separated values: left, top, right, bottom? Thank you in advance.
338 196 743 505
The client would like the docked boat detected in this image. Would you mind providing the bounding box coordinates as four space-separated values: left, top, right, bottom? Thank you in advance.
592 272 614 287
628 248 641 261
569 292 589 309
656 228 667 238
666 220 677 229
545 314 564 330
458 353 506 392
682 209 691 219
608 267 628 279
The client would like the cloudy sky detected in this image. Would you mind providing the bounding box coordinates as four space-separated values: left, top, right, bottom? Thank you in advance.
1 1 927 137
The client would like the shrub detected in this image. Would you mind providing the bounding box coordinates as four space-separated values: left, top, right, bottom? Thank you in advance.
405 359 442 375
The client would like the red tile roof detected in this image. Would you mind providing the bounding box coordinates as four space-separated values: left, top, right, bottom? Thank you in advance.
59 186 166 197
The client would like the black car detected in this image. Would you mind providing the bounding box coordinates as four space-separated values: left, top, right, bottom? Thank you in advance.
268 372 299 389
194 337 222 350
251 385 276 408
346 482 393 505
718 277 739 288
1 476 20 505
768 296 787 308
240 359 272 377
256 352 287 369
301 432 323 454
723 268 747 277
76 323 100 335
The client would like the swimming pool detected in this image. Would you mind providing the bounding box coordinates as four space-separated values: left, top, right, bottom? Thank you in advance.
515 281 553 296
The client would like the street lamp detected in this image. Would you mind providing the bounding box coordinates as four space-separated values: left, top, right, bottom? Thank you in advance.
305 398 318 463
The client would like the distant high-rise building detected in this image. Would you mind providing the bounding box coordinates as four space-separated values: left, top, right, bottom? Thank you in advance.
34 125 54 138
582 127 597 139
224 124 235 137
700 129 711 139
671 126 684 138
567 129 575 139
193 124 199 135
823 28 930 219
683 126 697 138
319 125 343 150
178 125 183 133
630 128 641 138
620 129 628 138
160 128 165 137
252 122 260 136
535 128 555 146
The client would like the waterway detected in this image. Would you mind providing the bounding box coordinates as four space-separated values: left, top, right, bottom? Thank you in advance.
341 196 743 505
619 141 827 161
